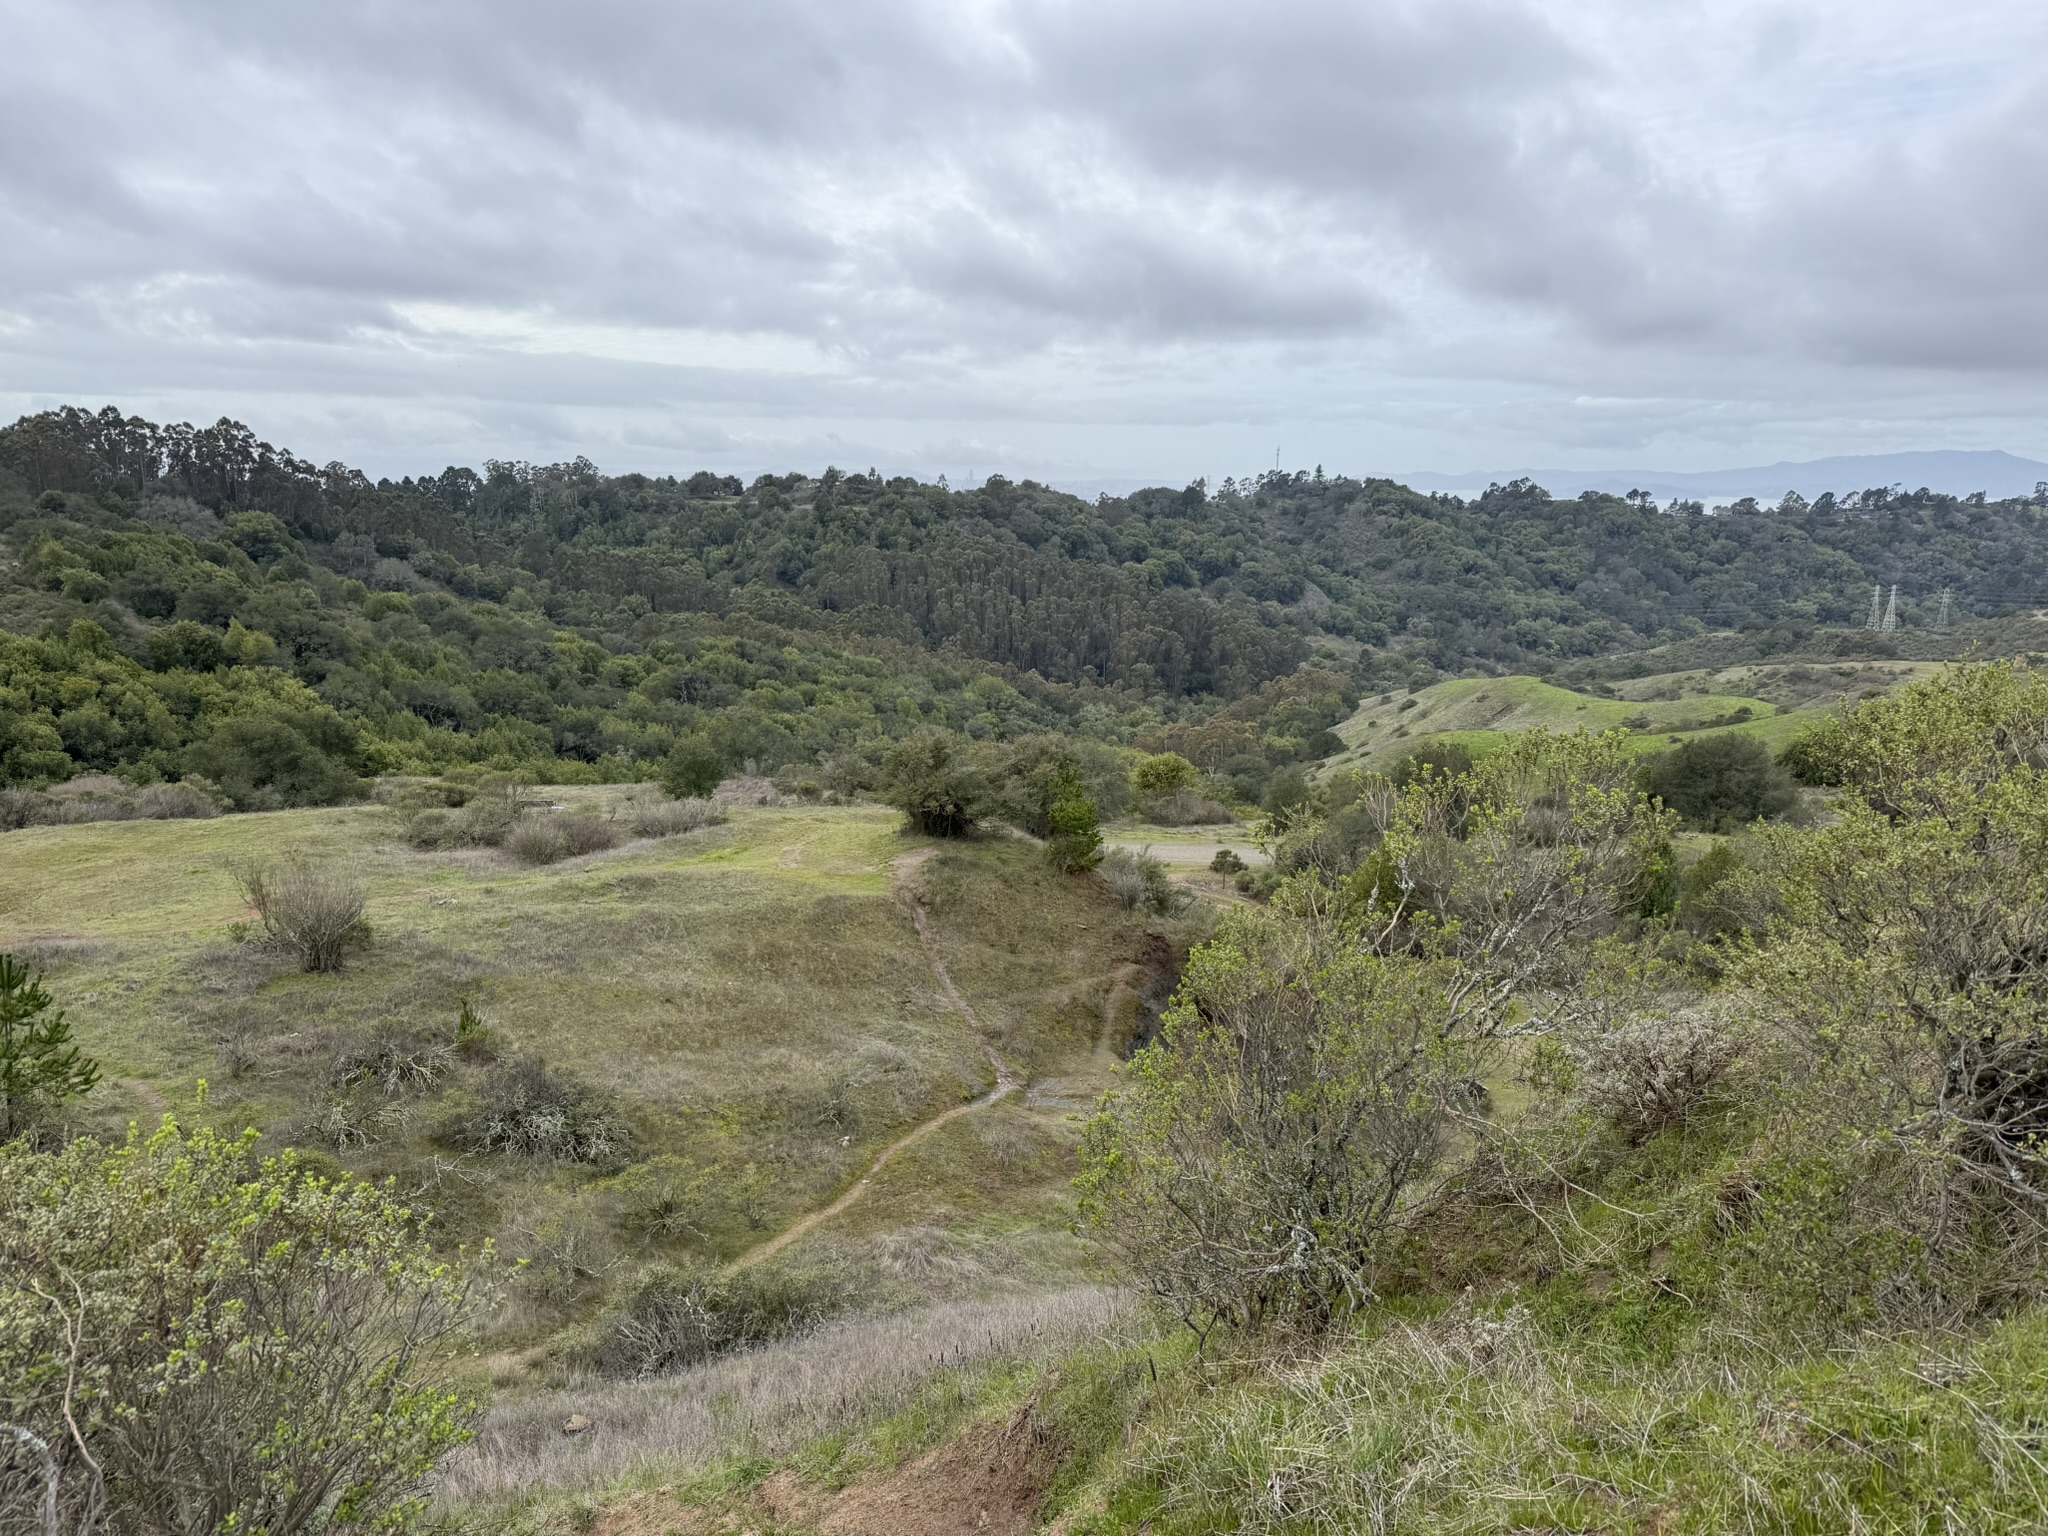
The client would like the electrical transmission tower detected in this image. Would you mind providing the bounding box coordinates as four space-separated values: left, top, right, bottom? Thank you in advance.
1881 585 1899 632
1866 584 1883 630
1936 589 1953 630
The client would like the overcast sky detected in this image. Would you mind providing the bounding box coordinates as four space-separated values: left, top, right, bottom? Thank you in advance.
3 0 2045 485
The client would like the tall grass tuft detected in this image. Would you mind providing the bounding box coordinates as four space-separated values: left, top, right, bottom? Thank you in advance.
625 797 725 839
435 1288 1127 1504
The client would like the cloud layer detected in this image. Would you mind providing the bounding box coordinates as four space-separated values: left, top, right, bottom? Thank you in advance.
2 0 2044 480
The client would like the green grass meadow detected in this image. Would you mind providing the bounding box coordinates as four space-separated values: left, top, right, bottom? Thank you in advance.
1 795 1189 1379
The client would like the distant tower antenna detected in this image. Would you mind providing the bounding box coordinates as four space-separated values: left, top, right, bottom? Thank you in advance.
1275 446 1281 474
1881 585 1899 632
1866 584 1883 630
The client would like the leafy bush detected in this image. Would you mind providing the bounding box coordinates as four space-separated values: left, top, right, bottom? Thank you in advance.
503 811 622 864
1676 839 1754 940
1209 848 1247 874
0 1116 489 1536
0 954 99 1140
1731 664 2048 1315
882 729 994 837
1643 733 1797 831
1261 766 1312 816
184 705 369 810
1777 728 1841 786
1082 731 1677 1338
1390 741 1475 786
1101 847 1186 916
1132 751 1199 798
597 1263 855 1377
1079 889 1476 1335
454 1057 632 1164
396 780 521 850
233 858 367 973
659 736 726 800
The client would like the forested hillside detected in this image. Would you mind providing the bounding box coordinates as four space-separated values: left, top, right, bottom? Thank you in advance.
6 403 2048 799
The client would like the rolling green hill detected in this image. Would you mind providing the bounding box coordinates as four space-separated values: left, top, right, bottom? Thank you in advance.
1 796 1194 1386
1320 657 1948 773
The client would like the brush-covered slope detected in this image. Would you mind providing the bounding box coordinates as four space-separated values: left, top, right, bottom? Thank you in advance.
1 796 1192 1376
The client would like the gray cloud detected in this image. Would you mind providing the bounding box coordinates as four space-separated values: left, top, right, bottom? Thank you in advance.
1 0 2045 480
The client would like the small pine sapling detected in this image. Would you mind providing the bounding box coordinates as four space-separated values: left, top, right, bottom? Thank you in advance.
1045 768 1104 873
0 954 100 1139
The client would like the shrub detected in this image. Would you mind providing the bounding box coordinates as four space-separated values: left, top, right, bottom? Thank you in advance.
184 706 369 810
0 954 100 1140
503 811 622 864
0 1117 489 1536
1082 732 1678 1338
1777 729 1840 786
659 736 726 800
1676 839 1753 940
1101 847 1186 916
233 858 367 973
392 779 524 850
597 1263 855 1378
130 779 223 819
1146 787 1234 825
0 787 38 830
1209 848 1247 874
1261 766 1313 817
1131 752 1200 799
1078 891 1478 1335
1390 741 1474 787
455 997 497 1058
454 1057 632 1164
1643 733 1796 831
627 797 725 838
0 776 222 830
146 618 228 672
1044 767 1104 873
331 1026 455 1098
1574 1008 1736 1141
882 730 994 837
1732 664 2048 1310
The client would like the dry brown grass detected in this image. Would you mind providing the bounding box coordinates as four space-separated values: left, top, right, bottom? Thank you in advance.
505 813 624 865
624 798 725 839
1 776 222 830
436 1287 1126 1504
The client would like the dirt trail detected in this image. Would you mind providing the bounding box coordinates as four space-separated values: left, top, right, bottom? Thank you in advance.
726 850 1020 1271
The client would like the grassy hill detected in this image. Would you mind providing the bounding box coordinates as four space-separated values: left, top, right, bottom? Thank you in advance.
2 794 1196 1386
1321 657 1945 773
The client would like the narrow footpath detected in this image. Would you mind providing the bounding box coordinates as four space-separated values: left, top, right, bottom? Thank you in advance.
726 849 1020 1271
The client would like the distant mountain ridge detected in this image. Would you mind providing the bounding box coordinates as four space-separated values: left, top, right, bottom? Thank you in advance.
1398 450 2048 503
